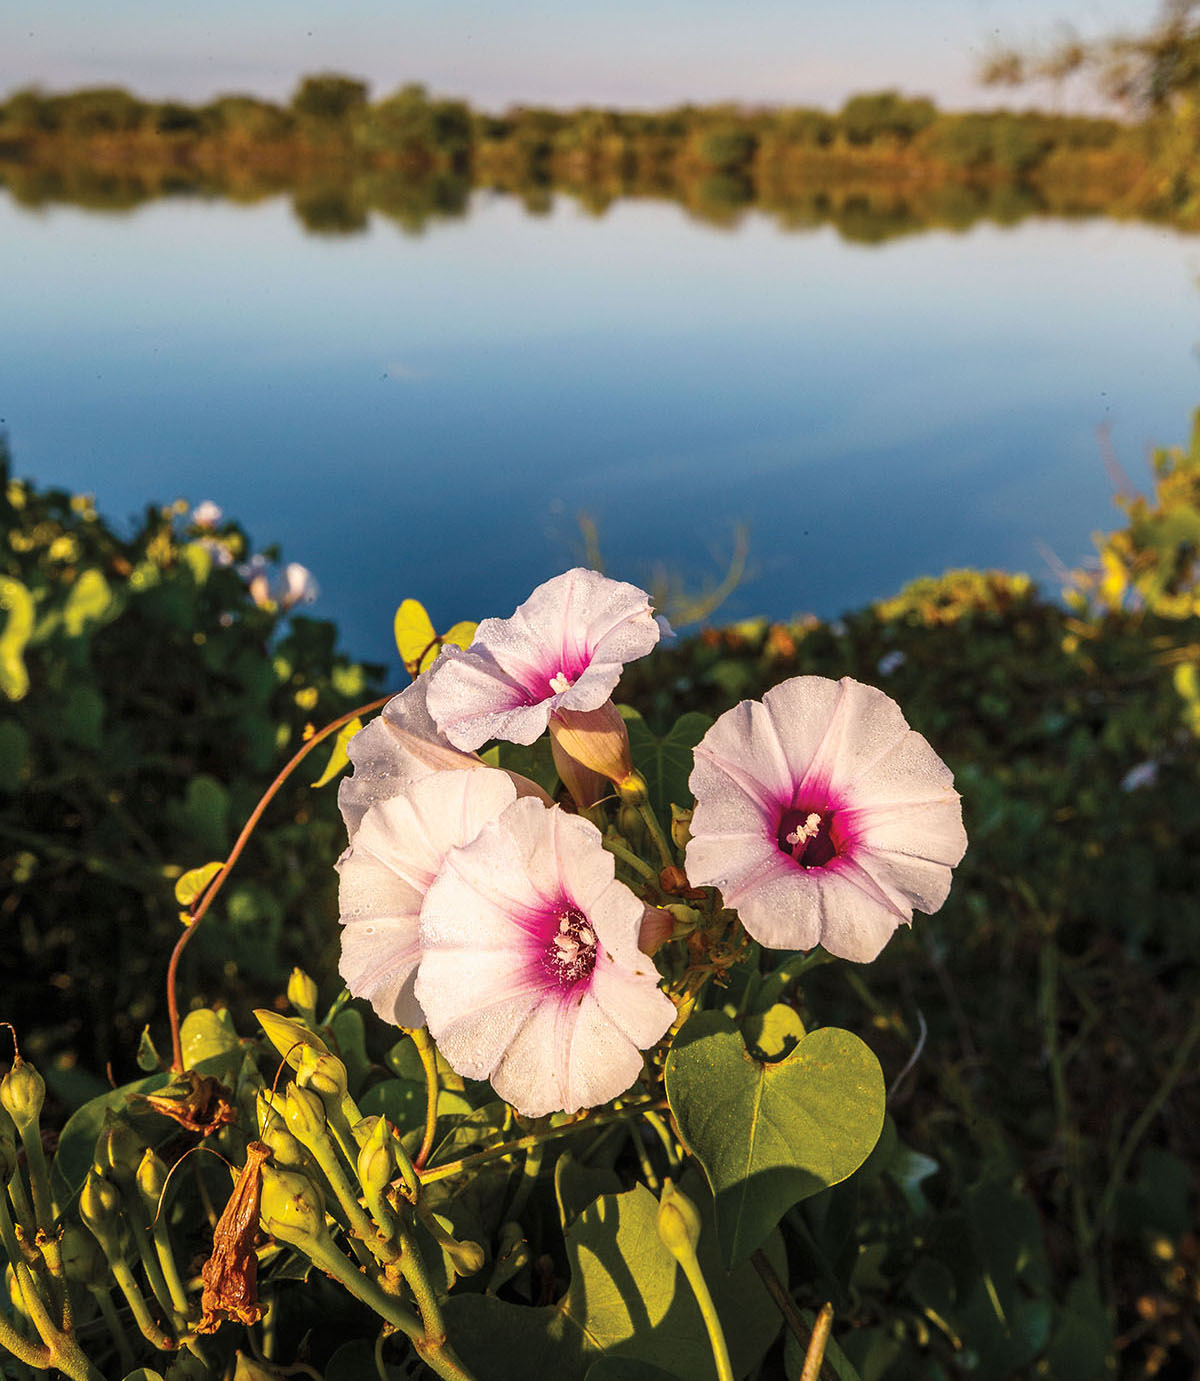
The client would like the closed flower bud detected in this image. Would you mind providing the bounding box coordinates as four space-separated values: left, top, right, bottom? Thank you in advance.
669 805 693 852
287 968 319 1022
356 1117 394 1200
0 1058 44 1134
296 1049 348 1105
616 804 646 845
656 1179 702 1264
135 1148 169 1216
549 701 633 794
59 1223 108 1289
616 768 649 808
92 1117 145 1187
258 1164 326 1245
254 1010 330 1072
283 1084 327 1144
638 905 675 957
79 1169 130 1261
258 1116 315 1175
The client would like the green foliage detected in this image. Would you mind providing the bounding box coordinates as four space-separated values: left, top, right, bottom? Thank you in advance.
0 447 383 1075
666 1012 885 1267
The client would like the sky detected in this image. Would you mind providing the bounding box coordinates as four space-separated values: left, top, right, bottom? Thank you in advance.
0 0 1162 114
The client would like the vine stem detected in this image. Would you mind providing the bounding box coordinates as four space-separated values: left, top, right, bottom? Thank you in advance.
410 1027 441 1171
418 1099 668 1186
168 693 390 1072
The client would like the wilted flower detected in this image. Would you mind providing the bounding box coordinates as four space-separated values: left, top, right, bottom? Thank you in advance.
686 676 966 962
337 769 519 1029
415 797 676 1116
425 568 661 750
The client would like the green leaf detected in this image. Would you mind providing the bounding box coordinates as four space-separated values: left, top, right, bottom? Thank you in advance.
0 719 30 792
167 775 230 855
664 1010 885 1267
585 1362 678 1381
394 598 438 674
444 1179 784 1381
137 1026 163 1073
360 1078 474 1135
310 716 362 788
180 1008 241 1076
620 708 712 818
0 576 34 700
62 568 114 636
554 1152 622 1229
485 737 560 797
61 685 104 749
174 861 224 909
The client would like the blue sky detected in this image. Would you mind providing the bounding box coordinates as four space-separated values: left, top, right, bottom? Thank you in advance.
0 0 1160 112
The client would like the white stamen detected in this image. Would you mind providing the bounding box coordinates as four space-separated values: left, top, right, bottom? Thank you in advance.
786 812 822 848
549 670 572 694
559 917 572 933
578 927 595 947
554 935 578 957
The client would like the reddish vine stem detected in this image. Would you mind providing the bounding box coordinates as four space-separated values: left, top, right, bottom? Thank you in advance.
167 693 391 1073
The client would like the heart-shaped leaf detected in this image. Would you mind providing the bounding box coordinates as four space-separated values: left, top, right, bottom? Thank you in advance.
620 708 712 819
665 1010 884 1267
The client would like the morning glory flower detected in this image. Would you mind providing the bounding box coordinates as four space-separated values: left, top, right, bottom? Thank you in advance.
415 797 677 1116
338 675 551 841
337 768 519 1029
685 676 967 962
425 568 661 751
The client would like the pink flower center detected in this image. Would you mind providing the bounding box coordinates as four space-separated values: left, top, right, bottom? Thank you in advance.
544 904 598 989
777 806 838 869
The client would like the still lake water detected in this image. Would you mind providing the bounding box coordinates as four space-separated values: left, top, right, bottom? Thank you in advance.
3 189 1200 672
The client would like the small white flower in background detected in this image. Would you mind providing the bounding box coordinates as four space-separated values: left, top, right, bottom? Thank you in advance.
238 555 272 609
1120 760 1159 792
877 650 906 676
686 675 966 962
829 619 848 638
276 563 319 611
191 500 223 529
197 537 235 569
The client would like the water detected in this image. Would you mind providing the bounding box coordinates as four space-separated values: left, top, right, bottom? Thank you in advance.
2 188 1199 673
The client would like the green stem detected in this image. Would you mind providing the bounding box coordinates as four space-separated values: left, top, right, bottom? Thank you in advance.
306 1133 398 1271
302 1233 423 1341
0 1309 50 1372
642 1110 682 1171
418 1099 668 1186
676 1252 733 1381
799 1302 834 1381
7 1167 37 1241
91 1288 136 1375
1038 941 1094 1282
152 1216 194 1321
110 1257 175 1352
12 1261 104 1381
603 835 659 883
749 1248 809 1347
625 1113 659 1191
410 1028 441 1172
1091 999 1200 1246
17 1123 55 1233
125 1196 185 1329
637 801 676 870
504 1139 544 1222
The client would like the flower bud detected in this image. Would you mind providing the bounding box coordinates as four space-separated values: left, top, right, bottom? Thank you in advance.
257 1116 316 1176
656 1179 702 1264
135 1148 169 1217
287 968 319 1023
254 1010 330 1071
669 805 693 852
79 1169 130 1262
283 1084 327 1145
616 769 649 808
549 701 634 804
92 1116 146 1187
0 1058 44 1135
356 1117 394 1200
638 906 675 957
422 1210 485 1278
616 804 646 845
296 1049 349 1105
59 1222 108 1289
258 1164 326 1245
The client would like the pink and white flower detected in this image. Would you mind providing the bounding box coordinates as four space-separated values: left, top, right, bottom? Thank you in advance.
415 797 676 1116
685 676 967 962
337 768 519 1029
425 568 661 750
